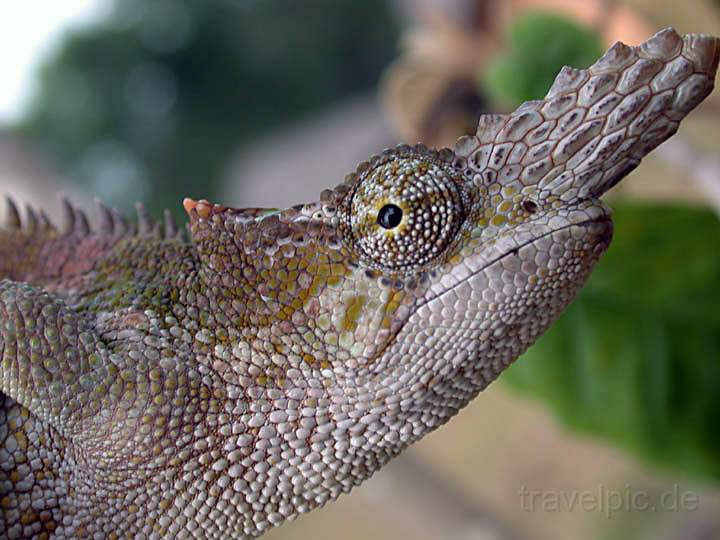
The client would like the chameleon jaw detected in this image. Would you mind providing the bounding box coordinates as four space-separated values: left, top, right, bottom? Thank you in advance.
420 205 613 310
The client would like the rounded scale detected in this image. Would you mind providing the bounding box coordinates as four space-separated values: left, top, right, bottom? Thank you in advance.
340 146 470 273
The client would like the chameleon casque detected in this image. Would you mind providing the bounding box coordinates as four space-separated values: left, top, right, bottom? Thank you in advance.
0 28 718 539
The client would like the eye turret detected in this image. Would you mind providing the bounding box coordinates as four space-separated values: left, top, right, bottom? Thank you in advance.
341 146 469 273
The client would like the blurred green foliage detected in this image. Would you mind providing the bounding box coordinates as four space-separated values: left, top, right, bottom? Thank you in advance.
483 12 603 107
17 0 399 216
505 204 720 480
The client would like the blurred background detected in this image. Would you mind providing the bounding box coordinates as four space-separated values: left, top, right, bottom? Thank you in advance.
1 1 719 539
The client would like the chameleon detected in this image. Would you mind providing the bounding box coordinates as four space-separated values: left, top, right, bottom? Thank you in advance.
0 27 718 539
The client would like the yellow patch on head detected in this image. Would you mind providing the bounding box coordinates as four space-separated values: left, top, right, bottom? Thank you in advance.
342 294 366 332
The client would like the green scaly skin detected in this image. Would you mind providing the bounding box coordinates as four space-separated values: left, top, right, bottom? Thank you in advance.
1 28 718 539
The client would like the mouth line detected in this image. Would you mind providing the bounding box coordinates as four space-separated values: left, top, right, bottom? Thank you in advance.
417 214 612 309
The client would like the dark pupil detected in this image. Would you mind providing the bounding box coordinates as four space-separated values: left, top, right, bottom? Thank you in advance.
377 204 403 229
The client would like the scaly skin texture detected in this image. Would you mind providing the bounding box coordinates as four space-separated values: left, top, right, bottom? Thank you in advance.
0 28 718 539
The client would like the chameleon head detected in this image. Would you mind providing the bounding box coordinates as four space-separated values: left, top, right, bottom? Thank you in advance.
180 28 718 536
183 137 616 528
320 27 719 441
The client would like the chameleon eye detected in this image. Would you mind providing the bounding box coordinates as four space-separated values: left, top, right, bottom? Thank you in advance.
377 204 403 229
341 147 468 272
